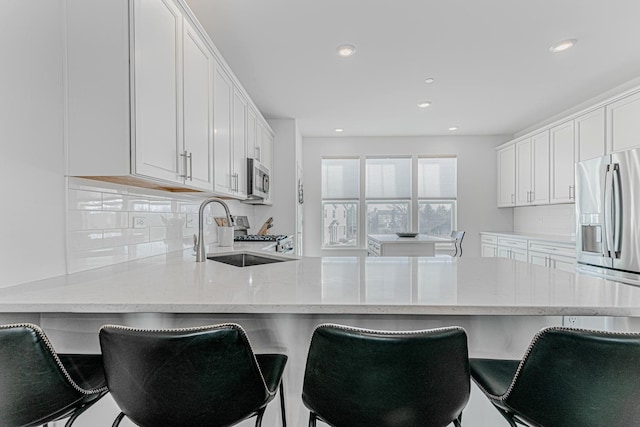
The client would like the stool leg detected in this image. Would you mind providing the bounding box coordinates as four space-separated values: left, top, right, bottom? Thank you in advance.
308 413 317 427
279 381 287 427
112 412 126 427
254 407 266 427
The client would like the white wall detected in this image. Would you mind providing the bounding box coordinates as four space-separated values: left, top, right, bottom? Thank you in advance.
514 204 576 237
0 1 67 287
302 135 512 257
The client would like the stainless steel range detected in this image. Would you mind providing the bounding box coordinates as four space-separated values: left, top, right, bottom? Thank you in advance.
234 234 294 254
231 216 293 254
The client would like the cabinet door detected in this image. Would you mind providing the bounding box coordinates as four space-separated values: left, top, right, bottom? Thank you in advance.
132 0 182 183
481 244 497 258
515 139 531 206
550 254 576 272
606 91 640 153
531 130 550 204
182 19 213 190
529 252 548 267
549 121 575 204
232 89 248 197
497 247 511 259
213 63 233 195
511 248 528 262
497 145 516 207
575 108 605 161
247 107 258 160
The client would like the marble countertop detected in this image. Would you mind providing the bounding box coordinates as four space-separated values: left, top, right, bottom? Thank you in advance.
367 234 453 243
1 245 639 316
481 231 576 245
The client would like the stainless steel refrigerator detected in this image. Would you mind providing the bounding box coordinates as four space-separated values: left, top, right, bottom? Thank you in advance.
576 147 640 285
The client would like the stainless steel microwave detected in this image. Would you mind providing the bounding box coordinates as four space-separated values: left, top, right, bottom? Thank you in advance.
247 158 269 200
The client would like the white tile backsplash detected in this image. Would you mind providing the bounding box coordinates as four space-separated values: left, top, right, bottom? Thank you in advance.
67 178 256 273
513 204 576 236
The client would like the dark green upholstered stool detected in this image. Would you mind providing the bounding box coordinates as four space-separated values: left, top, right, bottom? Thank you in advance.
0 323 108 427
100 323 287 427
302 323 470 427
470 326 640 427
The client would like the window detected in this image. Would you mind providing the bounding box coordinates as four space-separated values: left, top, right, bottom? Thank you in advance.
322 159 359 247
366 157 411 234
417 157 457 236
321 155 457 248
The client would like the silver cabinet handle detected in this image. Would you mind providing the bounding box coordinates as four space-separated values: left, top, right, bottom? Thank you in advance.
179 151 188 179
569 185 575 200
255 146 261 161
187 152 193 181
530 190 534 203
511 193 515 204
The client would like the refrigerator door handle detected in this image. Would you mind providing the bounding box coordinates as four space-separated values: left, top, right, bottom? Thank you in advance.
604 165 614 258
612 163 622 258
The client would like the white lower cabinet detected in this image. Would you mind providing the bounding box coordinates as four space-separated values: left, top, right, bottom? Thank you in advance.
528 240 576 272
480 234 498 257
481 233 576 271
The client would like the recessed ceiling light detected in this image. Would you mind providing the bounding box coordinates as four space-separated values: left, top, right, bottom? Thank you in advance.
417 101 432 108
424 77 435 84
448 126 459 131
334 128 344 133
549 39 577 53
336 44 356 57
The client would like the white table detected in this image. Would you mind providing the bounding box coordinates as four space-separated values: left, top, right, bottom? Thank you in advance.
367 233 454 256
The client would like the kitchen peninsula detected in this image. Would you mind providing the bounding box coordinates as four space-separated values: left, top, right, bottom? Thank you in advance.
3 251 640 427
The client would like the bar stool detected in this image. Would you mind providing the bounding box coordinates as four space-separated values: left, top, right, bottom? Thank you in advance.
451 231 465 257
99 323 287 427
470 326 640 427
0 323 108 427
302 323 470 427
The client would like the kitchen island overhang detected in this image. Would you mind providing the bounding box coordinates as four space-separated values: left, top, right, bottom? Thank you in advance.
0 251 638 317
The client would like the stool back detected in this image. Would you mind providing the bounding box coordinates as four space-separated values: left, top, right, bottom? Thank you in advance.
502 327 640 426
302 324 469 427
100 323 274 427
0 323 107 426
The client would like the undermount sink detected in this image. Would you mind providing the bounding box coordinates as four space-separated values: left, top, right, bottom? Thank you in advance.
207 253 294 267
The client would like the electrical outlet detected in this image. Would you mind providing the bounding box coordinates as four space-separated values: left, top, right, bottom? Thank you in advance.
206 216 213 225
132 216 146 228
565 316 578 327
186 214 195 228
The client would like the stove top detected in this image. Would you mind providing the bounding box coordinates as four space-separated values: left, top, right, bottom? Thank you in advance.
234 234 289 242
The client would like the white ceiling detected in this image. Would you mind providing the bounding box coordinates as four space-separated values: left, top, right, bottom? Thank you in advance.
186 0 640 137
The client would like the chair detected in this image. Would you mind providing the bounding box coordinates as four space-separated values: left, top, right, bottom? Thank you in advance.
302 323 470 427
451 230 465 257
470 326 640 427
99 323 287 427
0 323 108 427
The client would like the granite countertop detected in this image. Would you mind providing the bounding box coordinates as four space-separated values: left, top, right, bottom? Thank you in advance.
0 245 638 316
481 231 576 245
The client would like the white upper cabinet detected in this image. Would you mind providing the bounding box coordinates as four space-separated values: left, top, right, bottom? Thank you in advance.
213 64 233 195
530 131 550 204
497 145 516 207
132 0 183 184
496 87 640 208
65 0 272 197
606 91 640 154
549 121 575 204
515 138 532 206
232 89 248 198
515 131 549 206
182 18 213 190
575 107 605 162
